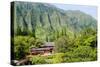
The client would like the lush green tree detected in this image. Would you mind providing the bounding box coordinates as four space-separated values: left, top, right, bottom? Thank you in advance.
55 36 74 53
13 36 43 60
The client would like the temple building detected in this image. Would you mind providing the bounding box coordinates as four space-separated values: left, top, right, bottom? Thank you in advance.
30 42 55 56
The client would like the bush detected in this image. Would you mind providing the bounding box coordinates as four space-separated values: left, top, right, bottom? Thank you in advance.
13 36 44 60
64 46 97 62
52 53 65 63
30 55 46 64
55 36 74 53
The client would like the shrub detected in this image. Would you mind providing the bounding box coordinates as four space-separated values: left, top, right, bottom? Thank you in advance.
55 36 74 53
13 36 44 60
51 53 65 63
30 55 46 64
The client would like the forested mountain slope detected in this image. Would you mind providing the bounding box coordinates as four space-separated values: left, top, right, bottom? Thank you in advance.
13 2 97 41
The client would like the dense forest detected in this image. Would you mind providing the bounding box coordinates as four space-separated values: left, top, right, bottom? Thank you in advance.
11 2 97 65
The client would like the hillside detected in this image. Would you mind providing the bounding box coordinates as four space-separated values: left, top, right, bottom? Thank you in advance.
13 2 97 41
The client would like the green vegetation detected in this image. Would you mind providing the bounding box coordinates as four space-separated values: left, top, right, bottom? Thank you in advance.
29 47 97 64
30 55 46 64
14 2 96 41
13 28 97 63
12 2 97 65
13 36 44 60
